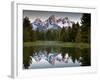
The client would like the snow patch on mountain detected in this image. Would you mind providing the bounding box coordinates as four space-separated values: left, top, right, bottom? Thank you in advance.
32 15 74 30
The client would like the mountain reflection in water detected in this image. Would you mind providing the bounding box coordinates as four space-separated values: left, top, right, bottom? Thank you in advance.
23 46 91 69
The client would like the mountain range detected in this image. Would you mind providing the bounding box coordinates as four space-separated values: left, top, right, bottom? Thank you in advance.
32 15 74 31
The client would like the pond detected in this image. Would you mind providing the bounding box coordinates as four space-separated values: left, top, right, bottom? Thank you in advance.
23 46 91 69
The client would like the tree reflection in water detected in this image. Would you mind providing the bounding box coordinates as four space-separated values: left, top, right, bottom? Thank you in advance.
23 46 91 69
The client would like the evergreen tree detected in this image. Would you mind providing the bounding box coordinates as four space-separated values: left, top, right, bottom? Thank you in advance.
23 17 32 42
67 26 72 42
23 16 32 30
23 16 37 42
60 27 67 42
81 13 91 43
71 23 79 42
75 29 81 43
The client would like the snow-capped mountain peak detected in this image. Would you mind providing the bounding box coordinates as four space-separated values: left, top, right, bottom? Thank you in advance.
32 15 74 30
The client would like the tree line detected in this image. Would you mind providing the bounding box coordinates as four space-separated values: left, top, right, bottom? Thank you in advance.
23 13 91 43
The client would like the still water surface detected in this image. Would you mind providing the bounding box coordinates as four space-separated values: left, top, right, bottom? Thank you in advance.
23 46 91 69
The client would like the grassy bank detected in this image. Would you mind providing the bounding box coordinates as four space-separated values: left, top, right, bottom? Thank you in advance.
23 41 90 48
